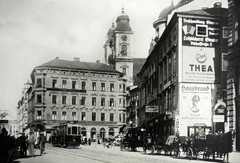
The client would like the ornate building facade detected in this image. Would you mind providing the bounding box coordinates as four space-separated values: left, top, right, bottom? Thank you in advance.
27 57 127 141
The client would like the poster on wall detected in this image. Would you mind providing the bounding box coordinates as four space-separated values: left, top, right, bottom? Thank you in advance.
178 83 212 136
182 46 219 83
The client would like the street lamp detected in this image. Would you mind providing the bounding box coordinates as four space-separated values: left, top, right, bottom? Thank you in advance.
129 120 133 128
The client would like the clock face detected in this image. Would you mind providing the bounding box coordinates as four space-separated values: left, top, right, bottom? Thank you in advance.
121 35 128 41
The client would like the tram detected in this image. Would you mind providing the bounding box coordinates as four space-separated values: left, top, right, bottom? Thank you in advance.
51 123 81 148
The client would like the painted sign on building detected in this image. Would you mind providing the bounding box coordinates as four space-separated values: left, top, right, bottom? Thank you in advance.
179 83 212 136
145 106 158 113
182 18 220 47
182 46 219 83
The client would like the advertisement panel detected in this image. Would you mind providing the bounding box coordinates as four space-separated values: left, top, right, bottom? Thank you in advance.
179 83 212 136
182 46 218 83
182 18 220 47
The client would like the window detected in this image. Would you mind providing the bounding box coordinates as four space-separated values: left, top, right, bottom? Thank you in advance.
101 98 105 106
123 84 125 93
109 98 114 107
37 94 42 103
52 79 57 88
222 26 228 39
92 97 96 106
62 111 67 120
119 113 121 122
101 83 105 91
123 113 126 123
122 68 126 75
72 81 76 89
80 97 86 105
92 82 96 91
119 99 122 107
36 79 42 88
62 80 67 88
110 83 114 92
123 98 126 107
92 112 96 121
72 96 76 105
52 95 57 104
62 96 67 105
72 112 76 120
82 81 86 90
37 111 41 119
119 84 122 92
121 45 127 56
110 113 114 122
52 111 57 120
101 113 105 121
222 53 228 71
82 112 86 121
196 25 208 37
235 22 238 42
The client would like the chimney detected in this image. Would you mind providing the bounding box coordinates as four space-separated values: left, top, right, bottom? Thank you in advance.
96 60 100 63
214 2 222 8
55 57 59 60
74 57 80 62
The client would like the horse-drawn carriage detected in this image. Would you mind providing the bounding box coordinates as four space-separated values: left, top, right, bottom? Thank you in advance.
120 128 138 151
144 131 233 162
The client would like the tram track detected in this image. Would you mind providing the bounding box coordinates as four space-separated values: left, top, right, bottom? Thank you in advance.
47 147 108 163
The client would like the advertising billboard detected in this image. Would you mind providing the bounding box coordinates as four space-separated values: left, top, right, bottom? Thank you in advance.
182 46 218 83
182 18 220 47
178 83 212 136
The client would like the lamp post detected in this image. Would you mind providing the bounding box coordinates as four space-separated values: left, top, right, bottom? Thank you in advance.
129 120 133 128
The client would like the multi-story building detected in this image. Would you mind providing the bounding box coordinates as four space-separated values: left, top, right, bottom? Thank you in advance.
137 2 228 140
17 82 31 133
225 0 240 151
27 57 127 141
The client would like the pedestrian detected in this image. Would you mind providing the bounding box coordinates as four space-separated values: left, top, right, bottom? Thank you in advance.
19 133 27 157
28 131 36 157
88 138 91 146
39 133 46 155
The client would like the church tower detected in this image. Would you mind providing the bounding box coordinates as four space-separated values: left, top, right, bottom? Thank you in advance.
104 8 134 87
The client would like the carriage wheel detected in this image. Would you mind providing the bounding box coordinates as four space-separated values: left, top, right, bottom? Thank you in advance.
187 147 193 160
150 146 155 155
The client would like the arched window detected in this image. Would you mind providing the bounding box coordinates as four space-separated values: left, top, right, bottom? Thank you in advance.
100 128 106 140
81 127 86 136
91 128 96 141
121 45 127 56
109 128 115 136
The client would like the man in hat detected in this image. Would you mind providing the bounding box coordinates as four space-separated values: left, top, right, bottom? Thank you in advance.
19 133 27 157
28 131 36 157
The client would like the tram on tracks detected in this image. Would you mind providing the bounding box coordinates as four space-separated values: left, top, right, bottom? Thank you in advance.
51 122 81 148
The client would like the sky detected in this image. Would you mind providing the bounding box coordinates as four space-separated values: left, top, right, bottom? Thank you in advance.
0 0 227 118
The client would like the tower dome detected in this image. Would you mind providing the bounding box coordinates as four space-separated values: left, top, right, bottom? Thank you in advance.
153 2 175 28
115 8 132 31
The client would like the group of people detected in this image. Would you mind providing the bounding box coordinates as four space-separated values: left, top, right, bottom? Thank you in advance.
81 137 91 146
18 131 46 157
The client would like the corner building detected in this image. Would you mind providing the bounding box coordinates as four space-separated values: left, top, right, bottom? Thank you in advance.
27 58 127 141
137 2 228 140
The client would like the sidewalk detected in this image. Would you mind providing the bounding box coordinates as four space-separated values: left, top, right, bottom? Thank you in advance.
229 151 240 163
